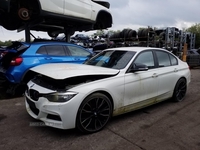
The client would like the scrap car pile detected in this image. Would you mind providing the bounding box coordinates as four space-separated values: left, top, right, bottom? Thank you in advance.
0 0 195 134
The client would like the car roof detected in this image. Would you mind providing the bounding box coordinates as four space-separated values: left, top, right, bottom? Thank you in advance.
27 41 75 45
105 47 167 53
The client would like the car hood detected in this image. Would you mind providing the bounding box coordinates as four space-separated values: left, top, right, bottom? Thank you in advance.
30 63 119 80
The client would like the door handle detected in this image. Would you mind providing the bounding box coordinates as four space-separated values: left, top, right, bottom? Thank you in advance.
45 57 52 60
74 58 80 60
152 73 158 78
174 68 178 72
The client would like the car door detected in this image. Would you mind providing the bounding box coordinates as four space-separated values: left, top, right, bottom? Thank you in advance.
65 45 92 64
154 50 180 101
124 50 158 107
39 0 65 14
64 0 92 19
36 45 72 64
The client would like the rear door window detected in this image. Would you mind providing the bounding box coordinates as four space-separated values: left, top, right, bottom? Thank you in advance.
45 45 66 56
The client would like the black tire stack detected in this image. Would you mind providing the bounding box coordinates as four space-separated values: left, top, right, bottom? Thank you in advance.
138 28 154 41
109 29 137 42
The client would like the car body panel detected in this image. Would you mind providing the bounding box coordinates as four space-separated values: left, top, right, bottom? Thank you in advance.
124 69 158 106
64 0 92 19
30 63 120 80
39 0 65 14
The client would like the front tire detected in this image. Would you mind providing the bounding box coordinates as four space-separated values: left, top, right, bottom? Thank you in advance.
76 93 112 133
172 78 187 102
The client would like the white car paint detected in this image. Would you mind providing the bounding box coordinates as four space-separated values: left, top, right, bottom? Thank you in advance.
0 0 112 32
39 0 65 14
64 0 92 19
25 47 191 132
39 0 108 21
30 63 119 80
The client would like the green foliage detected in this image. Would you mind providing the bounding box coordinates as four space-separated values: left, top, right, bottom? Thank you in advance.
94 30 106 36
186 23 200 48
137 27 146 32
93 29 121 37
0 40 12 46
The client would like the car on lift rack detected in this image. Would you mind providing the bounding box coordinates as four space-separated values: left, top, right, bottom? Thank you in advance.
25 47 190 133
0 41 93 95
0 0 112 37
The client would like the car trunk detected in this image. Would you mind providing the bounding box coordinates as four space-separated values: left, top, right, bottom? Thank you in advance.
0 42 29 70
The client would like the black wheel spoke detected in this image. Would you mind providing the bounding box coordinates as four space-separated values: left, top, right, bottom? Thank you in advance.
95 118 102 130
82 108 93 114
81 115 93 125
85 103 92 109
77 93 112 133
99 113 110 117
95 98 100 108
97 99 105 110
175 80 187 101
83 118 92 129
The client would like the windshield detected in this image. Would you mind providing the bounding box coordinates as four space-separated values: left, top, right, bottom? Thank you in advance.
85 50 136 69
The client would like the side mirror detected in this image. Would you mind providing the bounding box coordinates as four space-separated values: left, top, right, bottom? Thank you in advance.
129 63 148 73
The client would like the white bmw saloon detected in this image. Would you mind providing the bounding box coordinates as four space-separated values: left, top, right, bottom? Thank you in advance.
25 47 191 133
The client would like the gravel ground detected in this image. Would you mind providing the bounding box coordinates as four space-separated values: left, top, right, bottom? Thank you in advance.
0 68 200 150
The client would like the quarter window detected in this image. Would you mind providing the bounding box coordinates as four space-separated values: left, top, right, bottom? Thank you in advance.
36 46 47 54
169 54 178 66
67 46 90 57
134 51 155 69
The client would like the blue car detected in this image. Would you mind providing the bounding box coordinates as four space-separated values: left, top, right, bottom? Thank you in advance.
0 41 93 95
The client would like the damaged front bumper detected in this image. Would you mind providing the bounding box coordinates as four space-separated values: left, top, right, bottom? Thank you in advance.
25 81 84 130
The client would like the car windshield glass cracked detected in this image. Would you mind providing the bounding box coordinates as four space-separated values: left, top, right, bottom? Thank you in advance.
85 50 136 69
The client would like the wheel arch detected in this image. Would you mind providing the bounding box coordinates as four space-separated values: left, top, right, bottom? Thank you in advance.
14 0 42 15
96 90 114 110
21 69 38 83
172 76 188 102
75 90 114 133
177 76 187 84
96 10 112 23
80 90 114 112
95 10 113 28
19 0 41 9
173 76 187 89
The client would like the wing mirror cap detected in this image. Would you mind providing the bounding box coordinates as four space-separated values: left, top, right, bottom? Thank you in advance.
130 63 148 72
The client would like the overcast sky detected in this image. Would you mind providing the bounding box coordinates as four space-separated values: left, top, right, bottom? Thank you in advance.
0 0 200 41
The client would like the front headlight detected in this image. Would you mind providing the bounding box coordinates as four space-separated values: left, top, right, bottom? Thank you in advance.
44 92 77 103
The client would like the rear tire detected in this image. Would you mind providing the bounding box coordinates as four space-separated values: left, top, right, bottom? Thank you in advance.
172 78 187 102
76 93 112 134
